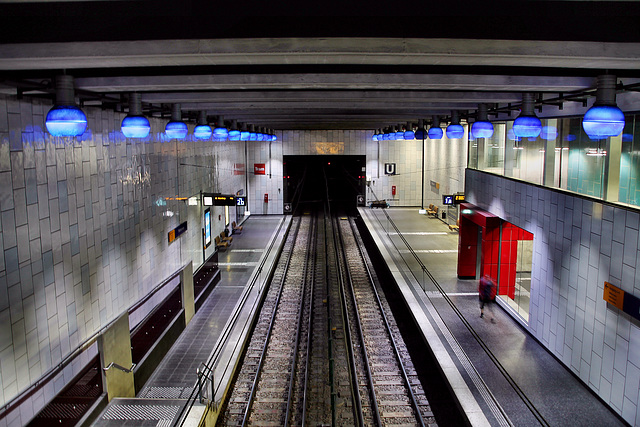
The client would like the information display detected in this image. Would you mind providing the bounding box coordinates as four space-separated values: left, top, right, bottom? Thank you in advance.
236 196 246 206
443 195 454 205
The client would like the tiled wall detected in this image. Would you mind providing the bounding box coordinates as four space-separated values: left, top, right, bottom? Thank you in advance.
0 94 245 425
246 129 467 212
466 168 640 426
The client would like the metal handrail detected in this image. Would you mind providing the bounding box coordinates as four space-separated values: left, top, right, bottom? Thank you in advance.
103 363 137 373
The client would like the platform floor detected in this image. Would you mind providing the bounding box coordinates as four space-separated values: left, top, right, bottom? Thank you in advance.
360 207 625 427
92 215 287 426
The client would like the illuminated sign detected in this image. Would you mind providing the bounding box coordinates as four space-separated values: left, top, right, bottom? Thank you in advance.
443 195 454 205
203 196 213 206
454 194 465 204
384 163 396 175
236 196 246 206
214 195 236 206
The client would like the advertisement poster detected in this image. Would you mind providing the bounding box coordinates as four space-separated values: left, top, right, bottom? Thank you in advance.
204 208 211 248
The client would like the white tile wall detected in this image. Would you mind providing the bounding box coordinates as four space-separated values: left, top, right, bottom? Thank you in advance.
251 129 467 213
466 168 640 425
0 94 246 424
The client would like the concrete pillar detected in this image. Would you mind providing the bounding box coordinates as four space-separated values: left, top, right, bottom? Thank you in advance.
604 134 622 202
181 261 195 325
98 313 135 401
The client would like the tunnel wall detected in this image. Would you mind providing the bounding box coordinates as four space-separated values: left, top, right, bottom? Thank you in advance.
466 168 640 425
0 94 245 424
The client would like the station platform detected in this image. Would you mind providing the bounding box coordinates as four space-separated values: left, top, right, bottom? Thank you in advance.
92 215 290 426
359 207 625 427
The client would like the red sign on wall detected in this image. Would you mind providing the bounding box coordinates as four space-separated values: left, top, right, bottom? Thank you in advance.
254 163 266 175
233 163 245 175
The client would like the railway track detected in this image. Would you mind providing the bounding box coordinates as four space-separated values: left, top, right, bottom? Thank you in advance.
219 212 436 426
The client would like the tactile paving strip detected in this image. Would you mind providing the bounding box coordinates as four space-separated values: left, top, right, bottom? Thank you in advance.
102 403 179 422
139 386 193 399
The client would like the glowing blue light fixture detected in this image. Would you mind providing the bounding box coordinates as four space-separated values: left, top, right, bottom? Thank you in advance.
428 116 443 139
395 125 404 140
228 119 240 141
164 104 188 139
582 75 625 139
121 93 150 138
213 115 228 139
45 75 88 137
271 129 278 141
414 119 427 140
446 111 464 139
513 93 542 138
193 111 212 140
471 104 494 139
404 122 415 140
240 123 250 141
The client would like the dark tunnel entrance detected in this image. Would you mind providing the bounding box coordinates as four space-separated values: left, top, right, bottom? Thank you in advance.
283 155 366 214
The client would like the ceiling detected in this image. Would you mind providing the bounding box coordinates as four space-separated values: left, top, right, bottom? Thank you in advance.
1 3 640 130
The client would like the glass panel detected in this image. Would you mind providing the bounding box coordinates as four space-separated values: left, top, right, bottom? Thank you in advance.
515 239 532 321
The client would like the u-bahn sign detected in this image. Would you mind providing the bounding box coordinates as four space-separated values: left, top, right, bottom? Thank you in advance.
384 163 396 175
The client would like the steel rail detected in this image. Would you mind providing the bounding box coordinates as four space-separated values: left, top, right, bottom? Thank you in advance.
284 214 316 426
349 217 426 427
241 217 303 426
335 215 382 427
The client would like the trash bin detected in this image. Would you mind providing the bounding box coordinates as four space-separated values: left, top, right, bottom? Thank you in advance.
442 211 446 219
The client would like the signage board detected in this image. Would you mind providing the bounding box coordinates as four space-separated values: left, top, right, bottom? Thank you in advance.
454 194 465 204
236 196 246 207
168 221 188 244
254 163 266 175
213 194 235 206
603 281 640 321
443 195 454 205
384 163 396 175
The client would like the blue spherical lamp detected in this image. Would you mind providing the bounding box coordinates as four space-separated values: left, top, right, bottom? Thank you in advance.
428 117 443 140
471 104 494 139
45 75 87 137
121 93 150 138
213 115 229 139
228 120 241 141
404 125 415 140
582 75 625 139
446 112 464 139
46 105 87 137
513 93 542 138
193 111 212 140
240 123 250 141
414 120 427 140
165 104 188 139
446 124 464 139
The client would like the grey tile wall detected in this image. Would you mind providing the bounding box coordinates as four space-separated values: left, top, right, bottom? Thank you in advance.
0 94 246 425
466 168 640 426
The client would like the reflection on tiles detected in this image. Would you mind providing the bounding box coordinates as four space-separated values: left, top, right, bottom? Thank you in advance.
388 231 448 235
230 249 264 253
217 262 258 267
